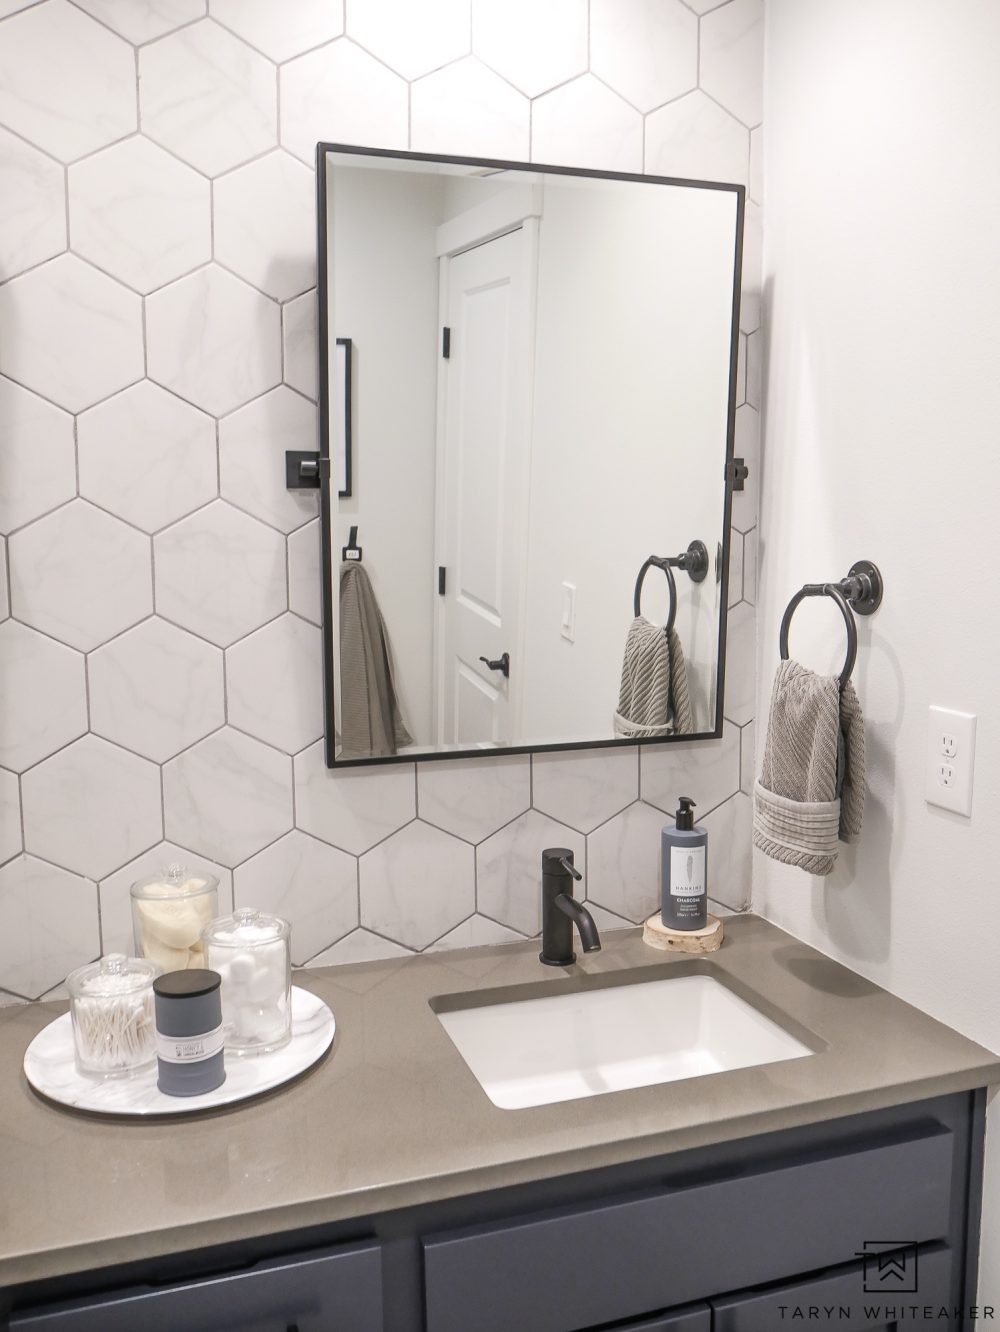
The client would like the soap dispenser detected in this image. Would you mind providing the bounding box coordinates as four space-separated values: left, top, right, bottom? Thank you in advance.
660 796 708 930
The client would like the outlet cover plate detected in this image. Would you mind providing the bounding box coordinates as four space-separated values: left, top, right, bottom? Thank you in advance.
926 706 976 816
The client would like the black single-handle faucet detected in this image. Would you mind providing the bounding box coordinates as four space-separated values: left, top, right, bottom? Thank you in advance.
539 848 602 967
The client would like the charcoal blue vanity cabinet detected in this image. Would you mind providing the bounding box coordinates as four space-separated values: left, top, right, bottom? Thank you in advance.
2 1091 986 1332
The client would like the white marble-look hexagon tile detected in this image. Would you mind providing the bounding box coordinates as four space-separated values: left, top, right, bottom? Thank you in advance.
78 381 217 534
226 613 324 754
234 830 357 965
154 500 287 648
580 900 633 934
730 403 759 533
532 746 638 834
0 622 87 773
0 1 135 163
210 0 343 61
586 799 664 923
163 727 293 867
72 0 207 44
305 928 411 968
411 57 529 161
740 201 761 334
641 723 741 818
89 618 224 762
699 0 764 128
418 754 529 844
644 91 749 187
0 126 66 277
0 378 75 535
98 839 232 957
722 601 754 727
429 915 524 951
348 0 469 81
146 265 281 416
749 126 763 205
21 735 162 880
214 152 315 303
728 530 744 609
293 741 415 855
745 329 761 410
69 139 211 297
531 75 642 173
701 791 751 908
736 332 747 406
219 386 319 533
282 290 317 400
0 543 7 622
139 20 277 177
477 810 584 936
288 519 321 626
0 856 99 1000
472 0 587 97
9 501 153 651
0 0 45 16
740 719 755 795
360 820 473 951
0 769 21 866
591 0 697 113
280 40 409 166
0 255 143 413
742 527 757 605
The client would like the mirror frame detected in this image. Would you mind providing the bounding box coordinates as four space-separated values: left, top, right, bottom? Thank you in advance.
316 142 745 768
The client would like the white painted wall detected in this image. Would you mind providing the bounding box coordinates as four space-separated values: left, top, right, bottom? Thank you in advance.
329 166 442 744
520 179 736 740
758 0 1000 1294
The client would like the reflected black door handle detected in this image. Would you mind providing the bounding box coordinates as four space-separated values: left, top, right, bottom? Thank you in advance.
479 653 510 679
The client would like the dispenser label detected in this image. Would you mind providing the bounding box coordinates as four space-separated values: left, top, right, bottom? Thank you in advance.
670 846 705 897
155 1024 225 1064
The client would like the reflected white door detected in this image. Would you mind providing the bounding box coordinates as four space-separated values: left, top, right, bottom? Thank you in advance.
435 227 534 747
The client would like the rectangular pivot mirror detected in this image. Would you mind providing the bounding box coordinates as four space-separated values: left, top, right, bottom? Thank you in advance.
318 144 743 766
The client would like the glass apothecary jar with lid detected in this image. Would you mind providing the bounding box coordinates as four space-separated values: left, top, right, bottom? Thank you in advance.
130 864 219 972
67 954 158 1078
203 908 292 1056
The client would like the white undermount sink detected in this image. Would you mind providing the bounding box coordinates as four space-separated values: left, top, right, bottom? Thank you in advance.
435 972 814 1110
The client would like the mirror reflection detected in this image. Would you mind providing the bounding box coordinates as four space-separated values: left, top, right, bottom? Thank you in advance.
319 147 742 763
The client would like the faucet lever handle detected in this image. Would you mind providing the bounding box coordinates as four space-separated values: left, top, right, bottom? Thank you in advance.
558 856 582 881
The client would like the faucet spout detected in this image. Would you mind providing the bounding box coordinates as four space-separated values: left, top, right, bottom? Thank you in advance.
539 847 602 966
555 894 602 953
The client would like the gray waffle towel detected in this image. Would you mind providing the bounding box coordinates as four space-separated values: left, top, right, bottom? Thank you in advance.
753 658 865 876
339 563 412 760
614 617 693 737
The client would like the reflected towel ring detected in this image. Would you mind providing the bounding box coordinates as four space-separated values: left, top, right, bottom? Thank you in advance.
779 583 857 690
634 557 677 638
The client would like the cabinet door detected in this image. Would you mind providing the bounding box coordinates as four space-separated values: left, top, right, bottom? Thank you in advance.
9 1241 382 1332
614 1305 710 1331
711 1245 953 1332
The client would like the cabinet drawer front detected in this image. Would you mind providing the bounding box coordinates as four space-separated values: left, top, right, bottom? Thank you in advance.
712 1246 953 1332
10 1241 382 1332
423 1126 954 1332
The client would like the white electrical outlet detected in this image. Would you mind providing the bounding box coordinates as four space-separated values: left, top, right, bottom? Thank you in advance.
925 706 976 816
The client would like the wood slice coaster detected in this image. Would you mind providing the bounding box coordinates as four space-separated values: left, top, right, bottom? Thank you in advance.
642 912 724 953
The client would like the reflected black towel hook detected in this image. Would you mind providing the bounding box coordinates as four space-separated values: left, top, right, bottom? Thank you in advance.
634 557 678 637
779 559 883 690
342 525 362 563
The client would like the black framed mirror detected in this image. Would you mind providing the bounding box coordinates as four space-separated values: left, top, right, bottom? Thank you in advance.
317 144 744 766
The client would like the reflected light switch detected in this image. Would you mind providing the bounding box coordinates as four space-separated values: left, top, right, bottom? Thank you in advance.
560 582 576 642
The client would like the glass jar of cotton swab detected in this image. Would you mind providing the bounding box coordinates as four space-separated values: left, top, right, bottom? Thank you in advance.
66 954 158 1078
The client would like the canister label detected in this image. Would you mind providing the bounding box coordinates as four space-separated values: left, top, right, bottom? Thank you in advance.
155 1024 225 1064
670 845 705 898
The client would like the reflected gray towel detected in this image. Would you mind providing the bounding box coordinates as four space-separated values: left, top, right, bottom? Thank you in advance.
613 617 693 737
338 563 412 760
753 658 865 876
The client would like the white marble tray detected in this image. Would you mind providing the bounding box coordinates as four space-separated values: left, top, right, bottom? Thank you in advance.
23 985 335 1117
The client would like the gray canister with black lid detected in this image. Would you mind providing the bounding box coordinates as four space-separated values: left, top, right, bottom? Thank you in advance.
153 969 226 1096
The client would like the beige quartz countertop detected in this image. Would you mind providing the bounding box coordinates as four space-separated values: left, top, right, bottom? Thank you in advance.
1 914 998 1290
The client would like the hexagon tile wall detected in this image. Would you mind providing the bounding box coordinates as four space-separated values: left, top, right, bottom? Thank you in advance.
0 0 762 1003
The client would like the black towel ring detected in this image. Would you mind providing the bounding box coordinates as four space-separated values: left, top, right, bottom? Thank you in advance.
634 557 677 638
779 583 857 689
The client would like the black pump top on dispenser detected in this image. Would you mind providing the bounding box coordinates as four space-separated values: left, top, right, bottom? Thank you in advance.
675 796 696 831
